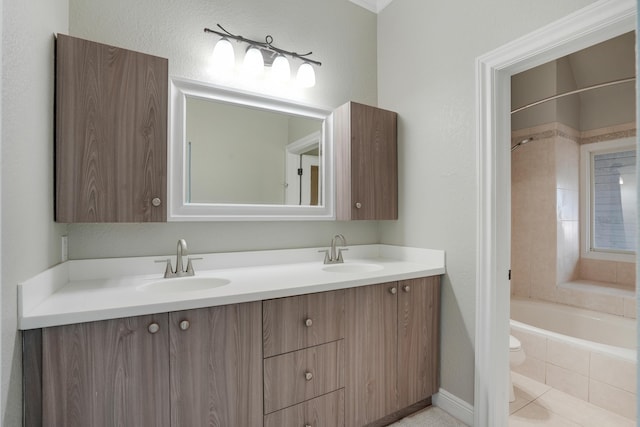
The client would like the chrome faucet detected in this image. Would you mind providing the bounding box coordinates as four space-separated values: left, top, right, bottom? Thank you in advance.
320 234 348 264
157 239 201 278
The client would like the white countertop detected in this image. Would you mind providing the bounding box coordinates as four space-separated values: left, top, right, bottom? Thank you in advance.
18 244 445 330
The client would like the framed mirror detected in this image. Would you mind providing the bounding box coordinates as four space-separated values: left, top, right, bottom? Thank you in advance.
169 78 334 221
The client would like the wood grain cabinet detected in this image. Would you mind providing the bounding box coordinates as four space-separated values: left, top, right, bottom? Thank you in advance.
23 302 262 427
263 290 346 427
334 101 398 221
345 276 440 427
55 34 168 222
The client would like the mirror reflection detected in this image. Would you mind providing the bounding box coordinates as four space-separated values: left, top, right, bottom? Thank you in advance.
186 97 323 206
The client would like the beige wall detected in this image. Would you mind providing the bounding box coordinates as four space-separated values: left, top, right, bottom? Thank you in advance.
377 0 597 406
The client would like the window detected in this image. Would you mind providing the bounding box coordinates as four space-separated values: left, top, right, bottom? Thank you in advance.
581 137 637 261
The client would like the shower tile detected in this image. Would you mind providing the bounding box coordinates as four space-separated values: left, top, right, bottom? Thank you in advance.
615 262 636 287
588 379 637 420
555 288 624 316
589 352 636 393
556 190 578 221
545 364 588 401
579 259 616 284
546 339 589 376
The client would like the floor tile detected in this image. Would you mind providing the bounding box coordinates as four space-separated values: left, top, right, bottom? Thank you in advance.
510 402 581 427
510 372 552 414
536 388 635 427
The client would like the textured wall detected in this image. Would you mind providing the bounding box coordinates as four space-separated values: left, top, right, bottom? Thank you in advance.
2 1 69 424
377 0 596 405
67 0 380 259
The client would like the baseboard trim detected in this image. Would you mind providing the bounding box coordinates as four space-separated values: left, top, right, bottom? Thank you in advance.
433 388 474 426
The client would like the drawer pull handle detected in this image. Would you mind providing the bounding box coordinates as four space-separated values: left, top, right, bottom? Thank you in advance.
304 318 313 327
402 285 411 293
148 323 160 334
304 371 313 381
179 320 190 331
389 287 397 295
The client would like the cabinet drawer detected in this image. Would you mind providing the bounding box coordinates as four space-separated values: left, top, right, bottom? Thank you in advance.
264 389 344 427
263 290 344 357
264 340 344 414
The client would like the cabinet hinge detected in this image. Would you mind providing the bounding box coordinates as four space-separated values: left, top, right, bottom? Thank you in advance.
297 168 303 176
508 269 511 281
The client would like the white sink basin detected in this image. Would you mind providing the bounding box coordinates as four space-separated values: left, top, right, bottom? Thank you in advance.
138 277 230 293
322 263 383 273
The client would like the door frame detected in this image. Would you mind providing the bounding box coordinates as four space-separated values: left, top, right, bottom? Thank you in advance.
474 1 636 425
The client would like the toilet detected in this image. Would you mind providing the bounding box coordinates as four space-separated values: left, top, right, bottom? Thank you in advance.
509 335 526 402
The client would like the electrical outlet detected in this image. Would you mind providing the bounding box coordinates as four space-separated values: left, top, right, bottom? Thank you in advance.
61 236 68 262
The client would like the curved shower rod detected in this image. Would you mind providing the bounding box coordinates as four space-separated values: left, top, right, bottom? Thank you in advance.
511 76 636 114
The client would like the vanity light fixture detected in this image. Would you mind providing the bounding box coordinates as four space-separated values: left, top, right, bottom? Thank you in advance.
205 24 321 87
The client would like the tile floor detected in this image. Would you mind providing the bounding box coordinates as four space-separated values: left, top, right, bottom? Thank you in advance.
510 371 636 426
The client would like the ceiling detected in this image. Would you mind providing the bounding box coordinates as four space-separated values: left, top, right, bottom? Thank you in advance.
348 0 395 14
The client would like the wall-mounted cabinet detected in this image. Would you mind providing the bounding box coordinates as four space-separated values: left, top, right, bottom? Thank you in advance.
55 34 167 222
334 101 398 220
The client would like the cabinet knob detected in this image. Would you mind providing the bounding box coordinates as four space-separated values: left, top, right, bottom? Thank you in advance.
304 318 313 327
304 371 313 381
151 197 162 207
355 202 362 209
305 425 312 427
179 320 190 331
402 285 411 293
148 323 160 334
389 287 397 295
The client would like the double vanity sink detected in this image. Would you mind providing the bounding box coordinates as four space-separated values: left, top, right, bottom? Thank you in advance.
21 243 446 427
139 262 384 293
18 244 445 330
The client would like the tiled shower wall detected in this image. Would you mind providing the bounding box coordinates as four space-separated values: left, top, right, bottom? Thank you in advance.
511 122 636 318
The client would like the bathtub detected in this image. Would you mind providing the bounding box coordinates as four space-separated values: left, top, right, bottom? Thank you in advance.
510 297 637 419
511 297 636 359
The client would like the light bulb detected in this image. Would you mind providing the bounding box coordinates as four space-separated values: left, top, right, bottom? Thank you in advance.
211 38 235 77
270 55 291 84
242 46 264 79
296 62 316 88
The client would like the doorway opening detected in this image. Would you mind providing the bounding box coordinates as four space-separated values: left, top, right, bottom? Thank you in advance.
474 1 636 426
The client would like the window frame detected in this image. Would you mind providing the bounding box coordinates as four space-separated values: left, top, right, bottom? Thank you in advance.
580 136 637 262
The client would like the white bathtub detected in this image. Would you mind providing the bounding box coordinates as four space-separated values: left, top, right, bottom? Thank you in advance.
510 297 637 419
511 297 636 360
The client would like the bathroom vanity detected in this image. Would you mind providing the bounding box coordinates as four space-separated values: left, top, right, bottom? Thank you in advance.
21 245 444 427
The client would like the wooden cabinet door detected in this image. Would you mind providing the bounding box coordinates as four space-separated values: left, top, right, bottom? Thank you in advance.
169 302 263 426
55 34 167 222
335 101 398 221
345 282 398 426
38 314 170 427
397 276 441 408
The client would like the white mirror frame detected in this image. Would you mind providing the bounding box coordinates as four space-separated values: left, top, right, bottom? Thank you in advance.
168 77 335 221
